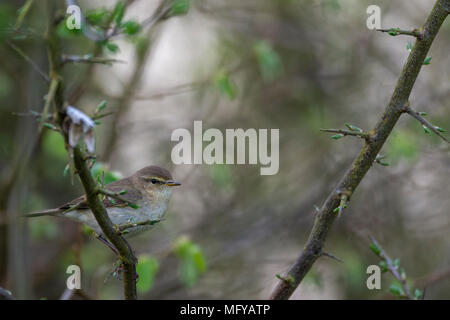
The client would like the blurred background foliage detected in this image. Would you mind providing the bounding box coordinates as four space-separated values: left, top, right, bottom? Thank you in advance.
0 0 449 299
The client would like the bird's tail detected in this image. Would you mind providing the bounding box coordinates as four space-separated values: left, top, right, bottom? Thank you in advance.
23 208 62 218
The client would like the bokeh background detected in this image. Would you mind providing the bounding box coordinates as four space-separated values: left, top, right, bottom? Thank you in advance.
0 0 449 299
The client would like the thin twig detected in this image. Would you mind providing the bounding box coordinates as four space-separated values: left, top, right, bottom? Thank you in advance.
369 236 415 299
320 128 370 140
40 77 59 133
14 0 34 30
60 54 126 66
403 106 449 143
5 40 49 82
377 28 423 39
321 251 343 263
116 219 162 234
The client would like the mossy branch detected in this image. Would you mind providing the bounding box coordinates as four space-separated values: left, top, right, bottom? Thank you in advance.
270 0 449 300
44 1 137 300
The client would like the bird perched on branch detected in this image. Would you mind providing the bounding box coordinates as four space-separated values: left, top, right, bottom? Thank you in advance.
25 166 181 243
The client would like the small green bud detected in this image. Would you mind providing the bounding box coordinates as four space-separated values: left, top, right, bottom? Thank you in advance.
423 125 431 134
423 56 432 65
331 134 344 140
369 243 381 256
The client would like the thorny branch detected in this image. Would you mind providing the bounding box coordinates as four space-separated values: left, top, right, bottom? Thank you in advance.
270 0 450 300
401 105 449 143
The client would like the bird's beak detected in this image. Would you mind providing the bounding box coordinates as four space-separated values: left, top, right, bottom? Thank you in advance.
165 180 181 187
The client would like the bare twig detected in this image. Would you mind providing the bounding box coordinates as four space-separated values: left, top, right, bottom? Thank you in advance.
5 40 49 82
270 0 449 300
321 251 343 263
60 54 126 66
377 28 424 39
320 128 370 140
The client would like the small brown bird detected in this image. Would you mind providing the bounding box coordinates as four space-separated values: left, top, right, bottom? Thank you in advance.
26 166 181 239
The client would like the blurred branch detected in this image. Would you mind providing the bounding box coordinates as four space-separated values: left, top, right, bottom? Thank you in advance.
415 266 450 288
4 40 49 82
369 236 414 300
60 54 126 66
270 0 449 300
102 0 174 162
14 0 35 30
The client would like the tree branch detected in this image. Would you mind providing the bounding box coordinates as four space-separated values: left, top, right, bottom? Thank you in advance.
402 106 449 143
5 40 49 82
369 236 415 299
270 0 449 300
320 128 370 141
44 1 138 299
60 54 126 66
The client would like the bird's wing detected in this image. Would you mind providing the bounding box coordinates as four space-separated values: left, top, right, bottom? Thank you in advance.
59 178 143 211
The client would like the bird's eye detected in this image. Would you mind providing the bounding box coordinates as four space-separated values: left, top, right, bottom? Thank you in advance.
151 178 158 184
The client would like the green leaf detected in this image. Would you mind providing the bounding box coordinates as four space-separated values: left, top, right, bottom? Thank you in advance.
418 112 427 116
95 100 107 113
422 125 431 134
389 282 405 297
128 203 139 209
369 243 381 256
254 41 283 81
121 20 141 35
423 56 432 65
119 189 128 195
379 261 388 272
388 28 400 36
63 164 70 177
345 122 362 132
82 224 95 236
331 134 344 140
43 123 56 130
85 9 109 26
414 288 423 299
406 42 412 51
91 163 122 184
170 0 190 16
434 126 446 133
105 42 120 54
393 258 400 269
174 237 207 287
111 1 125 24
136 255 159 293
215 72 237 100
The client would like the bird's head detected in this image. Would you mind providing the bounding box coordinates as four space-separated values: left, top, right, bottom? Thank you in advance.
134 166 181 202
